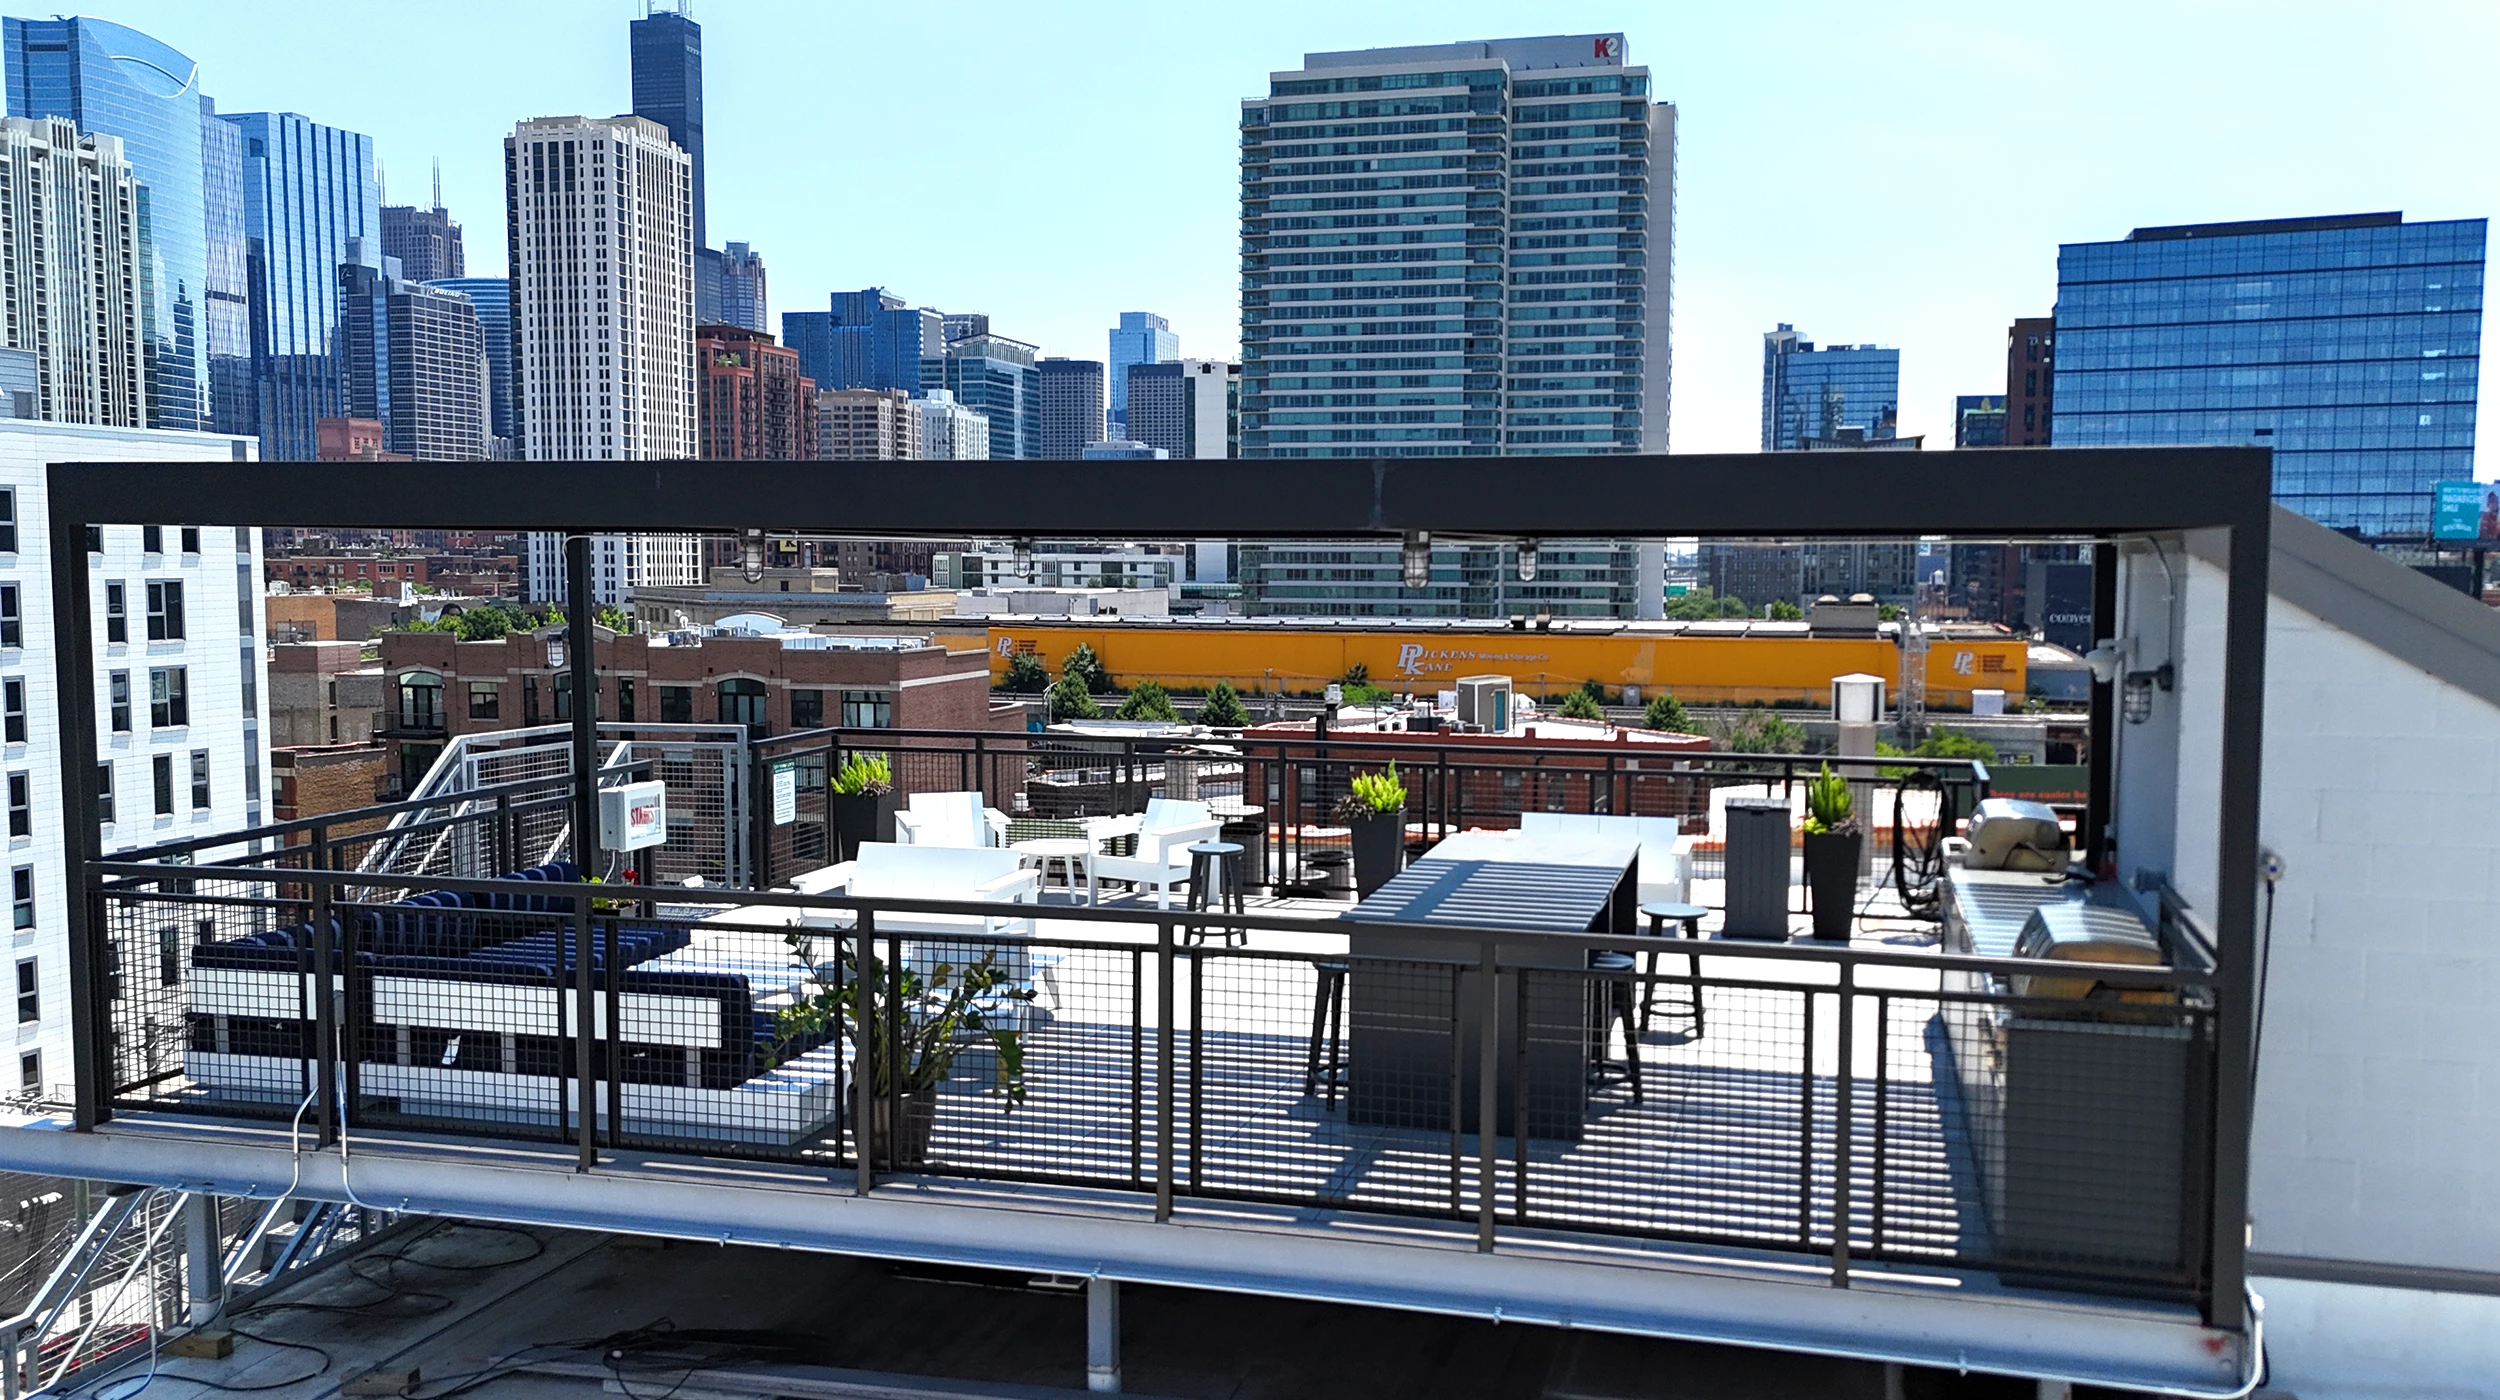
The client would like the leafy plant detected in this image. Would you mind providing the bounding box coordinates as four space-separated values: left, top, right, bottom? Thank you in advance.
1914 727 1998 764
1196 680 1250 728
1048 672 1102 720
1665 587 1751 621
999 651 1050 694
1342 662 1371 687
1576 677 1612 705
1767 599 1805 621
1556 689 1605 721
769 932 1034 1104
1338 681 1393 706
1723 705 1808 755
1642 691 1693 733
1115 680 1180 722
1803 761 1858 836
831 753 892 796
1342 763 1407 816
1877 603 1905 621
1060 643 1112 694
594 605 634 635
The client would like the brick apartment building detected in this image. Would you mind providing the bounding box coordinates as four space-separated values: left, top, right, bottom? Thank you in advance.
699 324 817 461
269 640 386 747
375 625 1019 785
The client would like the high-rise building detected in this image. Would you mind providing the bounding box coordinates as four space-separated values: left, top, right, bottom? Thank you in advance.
507 114 699 605
1125 359 1238 460
2007 317 2053 447
2054 212 2486 537
425 278 515 456
223 111 380 462
199 98 250 438
717 242 766 334
0 117 145 425
1954 394 2007 448
784 289 940 394
5 17 211 431
911 389 989 460
1239 540 1644 617
0 418 267 1103
1106 311 1177 431
338 243 490 460
1239 35 1674 456
1037 358 1106 459
815 387 918 460
1760 325 1900 450
698 324 814 460
629 2 704 253
381 191 465 283
923 332 1039 459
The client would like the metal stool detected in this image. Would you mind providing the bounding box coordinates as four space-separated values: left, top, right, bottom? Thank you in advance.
1183 841 1247 946
1586 951 1644 1103
1638 900 1708 1040
1304 960 1348 1107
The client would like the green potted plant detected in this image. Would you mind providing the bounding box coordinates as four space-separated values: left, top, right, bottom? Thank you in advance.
1335 763 1408 897
829 752 895 860
770 932 1033 1169
1801 761 1861 941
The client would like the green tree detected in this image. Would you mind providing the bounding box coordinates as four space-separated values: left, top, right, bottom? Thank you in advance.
1342 662 1371 687
1048 673 1102 721
1725 704 1808 755
1556 689 1605 721
1115 680 1180 722
1196 680 1250 728
1339 680 1392 706
999 651 1051 694
1877 603 1905 621
1767 599 1804 621
1642 691 1693 733
1576 677 1612 705
1913 727 1997 763
595 605 633 635
450 607 511 642
1061 642 1112 694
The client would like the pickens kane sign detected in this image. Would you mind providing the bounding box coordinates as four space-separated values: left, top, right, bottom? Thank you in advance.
1392 642 1554 678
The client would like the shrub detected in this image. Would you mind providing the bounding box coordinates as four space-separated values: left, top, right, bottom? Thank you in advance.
1556 689 1605 720
1115 680 1180 722
1196 680 1250 728
999 651 1050 694
1049 673 1102 720
1642 691 1693 733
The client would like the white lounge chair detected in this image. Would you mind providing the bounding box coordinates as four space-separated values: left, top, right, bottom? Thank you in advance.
1089 798 1223 908
1518 812 1696 906
892 790 1012 849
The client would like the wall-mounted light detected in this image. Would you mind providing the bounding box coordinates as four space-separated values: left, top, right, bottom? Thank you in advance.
2121 662 2174 724
1517 539 1539 583
1012 535 1035 585
1401 531 1432 590
741 527 765 583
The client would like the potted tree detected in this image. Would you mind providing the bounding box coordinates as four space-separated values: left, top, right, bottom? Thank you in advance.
770 932 1033 1169
829 753 895 860
1337 764 1408 897
1801 761 1862 941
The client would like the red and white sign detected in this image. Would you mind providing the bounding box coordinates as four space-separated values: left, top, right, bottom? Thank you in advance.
599 781 668 852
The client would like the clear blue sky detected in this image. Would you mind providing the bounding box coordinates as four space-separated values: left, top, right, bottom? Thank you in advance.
41 0 2500 472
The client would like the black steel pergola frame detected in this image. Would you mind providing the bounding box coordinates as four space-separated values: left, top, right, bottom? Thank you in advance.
39 447 2273 1332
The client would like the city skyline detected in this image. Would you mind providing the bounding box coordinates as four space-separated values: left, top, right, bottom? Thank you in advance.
0 0 2489 476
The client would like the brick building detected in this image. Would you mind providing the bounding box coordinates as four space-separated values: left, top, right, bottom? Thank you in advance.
815 387 918 460
271 743 395 837
698 324 816 461
269 640 386 747
2008 316 2053 447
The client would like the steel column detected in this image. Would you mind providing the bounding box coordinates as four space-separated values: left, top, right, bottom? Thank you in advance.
47 512 107 1128
1086 1275 1120 1393
2203 516 2273 1331
566 535 599 1172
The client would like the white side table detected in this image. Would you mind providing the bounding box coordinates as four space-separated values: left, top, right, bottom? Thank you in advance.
1013 837 1097 904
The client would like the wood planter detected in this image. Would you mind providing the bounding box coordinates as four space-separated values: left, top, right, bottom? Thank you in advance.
830 790 896 860
1349 810 1406 897
1802 829 1863 941
872 1086 938 1169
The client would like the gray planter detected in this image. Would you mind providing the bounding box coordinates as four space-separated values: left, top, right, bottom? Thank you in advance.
1349 811 1406 897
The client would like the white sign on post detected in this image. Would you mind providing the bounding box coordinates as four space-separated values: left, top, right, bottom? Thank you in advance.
772 762 797 826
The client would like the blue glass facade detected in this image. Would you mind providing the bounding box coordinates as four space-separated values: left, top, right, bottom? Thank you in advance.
630 6 704 251
787 289 940 394
1106 311 1177 427
223 111 380 462
923 334 1040 459
425 277 515 451
200 96 251 438
1239 37 1670 457
1760 325 1899 450
2054 213 2486 537
6 16 208 430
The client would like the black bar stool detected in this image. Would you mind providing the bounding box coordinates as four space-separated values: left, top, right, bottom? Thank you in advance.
1304 959 1348 1107
1183 841 1247 947
1585 951 1644 1103
1638 900 1708 1040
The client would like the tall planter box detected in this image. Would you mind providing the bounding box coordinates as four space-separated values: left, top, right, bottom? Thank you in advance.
831 791 896 861
1803 829 1863 941
1349 811 1405 897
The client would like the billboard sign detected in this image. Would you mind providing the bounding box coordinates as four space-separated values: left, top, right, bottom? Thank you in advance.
2432 481 2500 542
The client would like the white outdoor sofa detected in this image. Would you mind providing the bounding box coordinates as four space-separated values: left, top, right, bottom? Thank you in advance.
790 841 1040 978
1517 812 1696 906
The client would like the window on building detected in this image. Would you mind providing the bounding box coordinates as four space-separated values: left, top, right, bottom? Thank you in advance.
840 690 893 729
145 581 184 640
5 774 23 838
0 488 14 553
105 583 127 644
9 873 28 935
142 526 162 555
179 527 199 555
658 686 691 723
718 678 767 737
190 750 209 810
789 689 823 731
521 675 539 725
96 764 113 825
3 680 22 745
108 671 130 733
397 673 441 732
13 957 33 1018
85 526 101 555
468 682 499 720
152 755 173 816
617 678 635 723
0 585 17 650
18 1050 37 1093
150 668 188 728
159 925 182 988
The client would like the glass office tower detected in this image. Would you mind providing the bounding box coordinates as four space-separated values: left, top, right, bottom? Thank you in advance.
787 290 941 394
222 111 380 462
1760 325 1900 450
630 2 704 250
428 278 515 454
200 96 252 438
5 16 209 430
1239 34 1676 457
923 333 1041 459
1106 311 1178 430
2055 212 2486 538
